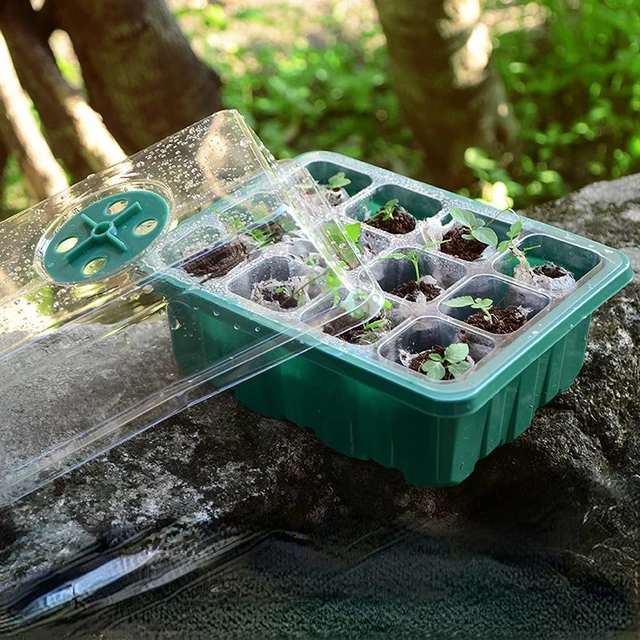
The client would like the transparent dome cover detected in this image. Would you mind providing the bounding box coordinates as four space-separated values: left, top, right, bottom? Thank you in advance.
0 110 384 504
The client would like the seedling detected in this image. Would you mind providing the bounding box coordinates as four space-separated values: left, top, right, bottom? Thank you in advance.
327 172 352 190
274 284 304 304
250 227 277 248
304 254 323 268
371 199 400 222
496 216 540 272
382 241 447 284
323 221 363 265
341 289 392 321
384 248 423 283
444 295 494 325
421 343 472 380
362 316 390 333
449 208 498 248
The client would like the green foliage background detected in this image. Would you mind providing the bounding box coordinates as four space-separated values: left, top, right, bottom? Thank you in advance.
199 0 640 210
3 0 640 216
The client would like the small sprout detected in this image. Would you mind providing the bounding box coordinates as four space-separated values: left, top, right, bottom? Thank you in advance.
383 240 449 285
323 269 343 306
421 342 472 380
323 221 362 265
384 248 423 283
496 215 540 272
444 295 494 325
328 172 352 190
304 254 323 268
496 219 523 254
449 207 498 248
372 199 399 222
250 227 276 248
361 315 391 338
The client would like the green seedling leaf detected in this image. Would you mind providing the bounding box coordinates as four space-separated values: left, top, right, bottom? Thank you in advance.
383 299 392 310
448 360 472 379
444 342 469 364
363 318 389 333
497 240 510 253
372 198 399 221
323 222 360 266
471 226 499 248
509 220 523 237
328 172 351 189
344 222 361 244
429 353 443 362
424 239 448 250
383 249 422 283
443 295 475 308
449 208 477 229
444 296 494 324
422 360 446 380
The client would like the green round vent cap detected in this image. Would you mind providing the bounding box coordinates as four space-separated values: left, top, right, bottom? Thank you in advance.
44 190 170 283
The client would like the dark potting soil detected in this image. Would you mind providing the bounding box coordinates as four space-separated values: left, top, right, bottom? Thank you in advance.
391 280 441 302
465 307 527 334
183 240 248 282
533 263 569 279
409 345 454 380
323 313 387 344
256 284 299 310
367 204 416 234
440 227 487 261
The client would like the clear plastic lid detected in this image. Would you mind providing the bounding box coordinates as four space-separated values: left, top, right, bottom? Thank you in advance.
0 110 384 504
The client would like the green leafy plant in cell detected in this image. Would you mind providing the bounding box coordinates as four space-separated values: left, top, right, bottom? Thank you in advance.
449 208 499 248
496 215 540 272
421 342 472 380
371 199 399 222
359 312 392 341
382 241 446 284
322 221 363 266
444 295 495 325
249 227 277 248
327 172 352 190
304 254 323 268
384 248 422 284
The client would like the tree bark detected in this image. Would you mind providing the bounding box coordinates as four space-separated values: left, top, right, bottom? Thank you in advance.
0 32 68 201
0 0 125 181
51 0 223 154
0 137 7 198
373 0 519 190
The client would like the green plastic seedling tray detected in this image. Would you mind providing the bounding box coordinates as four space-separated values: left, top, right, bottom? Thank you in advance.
161 152 632 486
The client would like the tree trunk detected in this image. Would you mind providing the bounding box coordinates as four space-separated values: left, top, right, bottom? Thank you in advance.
0 32 68 201
373 0 519 190
0 137 7 198
0 0 125 181
51 0 223 154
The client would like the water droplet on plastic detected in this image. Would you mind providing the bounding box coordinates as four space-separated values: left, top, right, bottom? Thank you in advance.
254 327 260 332
233 324 240 330
213 310 220 316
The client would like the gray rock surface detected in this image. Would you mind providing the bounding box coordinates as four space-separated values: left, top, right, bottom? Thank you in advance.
1 175 640 637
